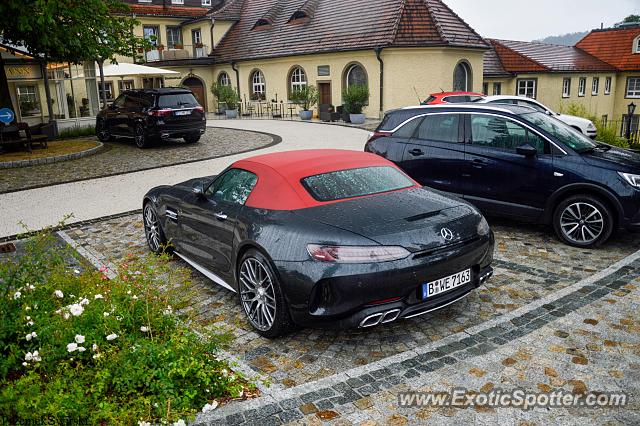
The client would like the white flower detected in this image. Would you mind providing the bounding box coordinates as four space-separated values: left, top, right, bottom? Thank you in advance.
138 421 151 426
25 352 33 361
22 362 28 367
140 326 149 332
163 306 173 316
94 294 104 300
54 290 64 298
79 298 89 306
202 401 219 413
92 344 98 352
103 312 110 317
32 351 41 362
69 304 84 317
67 343 78 352
75 334 85 344
28 284 35 290
25 306 31 311
13 291 21 300
127 290 131 295
74 269 80 274
92 353 101 359
25 316 31 321
132 295 138 300
26 321 34 326
25 332 36 341
63 313 70 320
77 346 86 352
153 403 159 408
173 420 186 426
106 333 118 341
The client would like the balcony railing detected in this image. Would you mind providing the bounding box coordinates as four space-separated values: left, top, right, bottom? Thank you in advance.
144 44 209 62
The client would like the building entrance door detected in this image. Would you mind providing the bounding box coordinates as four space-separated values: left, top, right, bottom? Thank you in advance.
318 82 331 106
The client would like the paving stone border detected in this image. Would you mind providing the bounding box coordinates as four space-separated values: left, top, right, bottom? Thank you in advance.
0 141 104 169
195 249 640 425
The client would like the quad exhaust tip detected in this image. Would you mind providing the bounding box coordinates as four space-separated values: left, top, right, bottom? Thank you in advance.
359 308 401 328
480 270 493 284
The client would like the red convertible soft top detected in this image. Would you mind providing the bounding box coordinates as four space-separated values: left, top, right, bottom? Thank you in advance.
232 149 419 210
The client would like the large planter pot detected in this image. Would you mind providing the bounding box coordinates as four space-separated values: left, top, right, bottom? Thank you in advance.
299 110 313 120
225 109 238 119
349 113 366 125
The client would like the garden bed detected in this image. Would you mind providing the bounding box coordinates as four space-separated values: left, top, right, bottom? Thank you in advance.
0 139 102 169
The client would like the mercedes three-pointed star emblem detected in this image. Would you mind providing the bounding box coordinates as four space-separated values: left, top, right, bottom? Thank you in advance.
440 228 454 241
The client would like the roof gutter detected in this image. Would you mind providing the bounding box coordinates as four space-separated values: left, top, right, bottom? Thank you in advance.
375 47 384 118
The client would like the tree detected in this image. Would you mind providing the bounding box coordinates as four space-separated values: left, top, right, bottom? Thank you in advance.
0 0 148 121
623 15 640 23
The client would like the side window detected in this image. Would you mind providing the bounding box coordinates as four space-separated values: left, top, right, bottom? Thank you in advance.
489 99 516 105
124 95 140 109
205 169 258 205
443 96 468 103
416 114 460 143
470 115 546 152
112 94 127 109
518 100 547 113
393 117 423 138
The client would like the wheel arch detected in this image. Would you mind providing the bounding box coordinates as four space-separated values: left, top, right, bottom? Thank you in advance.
543 183 623 226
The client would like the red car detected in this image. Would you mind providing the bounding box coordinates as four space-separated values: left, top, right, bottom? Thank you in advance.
422 91 485 105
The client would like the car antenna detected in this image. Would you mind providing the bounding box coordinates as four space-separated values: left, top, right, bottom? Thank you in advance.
413 86 423 103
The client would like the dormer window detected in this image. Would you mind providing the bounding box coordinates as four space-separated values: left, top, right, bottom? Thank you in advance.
172 0 184 4
253 19 272 30
634 36 640 54
288 11 310 23
202 0 212 5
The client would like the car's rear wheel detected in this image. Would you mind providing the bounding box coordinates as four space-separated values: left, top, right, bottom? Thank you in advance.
553 195 614 248
184 134 200 144
134 123 149 148
96 120 113 142
238 249 293 338
143 203 168 253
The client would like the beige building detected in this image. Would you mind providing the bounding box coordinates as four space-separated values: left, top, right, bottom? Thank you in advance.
483 26 640 134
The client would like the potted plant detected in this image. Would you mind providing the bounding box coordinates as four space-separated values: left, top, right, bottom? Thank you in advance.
195 42 204 48
157 44 165 52
342 85 369 124
218 85 240 119
290 85 318 120
174 43 184 50
211 83 227 114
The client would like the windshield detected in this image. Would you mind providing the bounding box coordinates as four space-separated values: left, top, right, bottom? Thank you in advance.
301 166 415 202
521 112 597 153
157 93 199 109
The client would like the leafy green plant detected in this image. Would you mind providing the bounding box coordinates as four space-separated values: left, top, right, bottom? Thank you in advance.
216 85 240 110
0 228 250 425
342 85 369 114
559 101 630 149
290 85 318 111
56 126 96 140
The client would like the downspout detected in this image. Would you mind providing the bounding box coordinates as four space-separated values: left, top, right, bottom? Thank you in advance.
209 16 216 54
375 47 384 118
231 61 240 99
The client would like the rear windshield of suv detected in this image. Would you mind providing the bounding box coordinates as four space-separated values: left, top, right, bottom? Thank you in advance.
378 110 423 131
301 166 414 202
157 93 199 109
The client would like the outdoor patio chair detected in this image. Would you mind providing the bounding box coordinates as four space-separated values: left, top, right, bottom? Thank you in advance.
319 104 340 122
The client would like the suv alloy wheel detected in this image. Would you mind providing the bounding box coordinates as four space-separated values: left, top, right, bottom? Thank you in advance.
553 195 614 248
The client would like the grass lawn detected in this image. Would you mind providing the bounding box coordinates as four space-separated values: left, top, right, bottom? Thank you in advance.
0 139 100 162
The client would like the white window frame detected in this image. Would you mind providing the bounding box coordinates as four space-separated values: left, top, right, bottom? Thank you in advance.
218 72 231 86
516 79 536 98
251 70 266 99
16 85 41 118
138 0 152 3
166 26 182 49
627 77 640 99
202 0 212 5
605 77 612 95
562 78 571 98
592 77 599 96
171 0 184 4
634 36 640 54
492 82 501 95
578 77 586 97
289 67 307 95
118 80 135 93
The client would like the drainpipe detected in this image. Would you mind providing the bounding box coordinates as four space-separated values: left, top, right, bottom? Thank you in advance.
375 47 384 118
209 16 216 54
231 61 240 98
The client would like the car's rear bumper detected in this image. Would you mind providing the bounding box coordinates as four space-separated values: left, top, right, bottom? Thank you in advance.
147 122 206 139
274 232 494 329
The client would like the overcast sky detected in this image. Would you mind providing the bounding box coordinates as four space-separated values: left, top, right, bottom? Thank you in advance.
442 0 640 41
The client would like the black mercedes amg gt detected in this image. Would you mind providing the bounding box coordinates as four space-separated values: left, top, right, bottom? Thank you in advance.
142 150 494 337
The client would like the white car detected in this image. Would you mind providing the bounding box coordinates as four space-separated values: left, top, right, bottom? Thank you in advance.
474 95 597 138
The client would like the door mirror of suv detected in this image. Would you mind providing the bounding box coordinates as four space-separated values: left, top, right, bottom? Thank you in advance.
192 183 205 198
516 144 538 157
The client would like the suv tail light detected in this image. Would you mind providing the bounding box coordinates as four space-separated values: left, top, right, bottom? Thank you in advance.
148 109 172 117
193 106 204 113
367 131 391 143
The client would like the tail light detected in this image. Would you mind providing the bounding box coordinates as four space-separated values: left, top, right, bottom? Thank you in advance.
367 131 391 143
193 106 204 113
148 109 172 117
307 244 410 263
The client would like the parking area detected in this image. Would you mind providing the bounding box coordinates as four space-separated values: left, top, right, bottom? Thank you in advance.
60 213 640 392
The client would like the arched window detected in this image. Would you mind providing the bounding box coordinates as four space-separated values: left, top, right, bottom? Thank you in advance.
453 62 472 91
289 66 307 96
218 72 231 86
344 63 367 88
250 70 266 100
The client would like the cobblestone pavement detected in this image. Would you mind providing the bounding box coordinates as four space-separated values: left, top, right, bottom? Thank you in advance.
0 128 274 194
61 213 640 423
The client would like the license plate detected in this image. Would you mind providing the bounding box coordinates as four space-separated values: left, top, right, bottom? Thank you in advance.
422 269 471 299
174 110 191 116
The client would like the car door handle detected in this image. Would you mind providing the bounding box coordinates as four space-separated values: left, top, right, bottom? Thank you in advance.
214 212 228 221
408 148 424 156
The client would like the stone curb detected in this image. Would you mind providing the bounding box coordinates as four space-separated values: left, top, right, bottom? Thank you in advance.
0 142 104 169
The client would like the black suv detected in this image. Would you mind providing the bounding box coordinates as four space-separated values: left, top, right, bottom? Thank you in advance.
96 88 206 148
365 104 640 248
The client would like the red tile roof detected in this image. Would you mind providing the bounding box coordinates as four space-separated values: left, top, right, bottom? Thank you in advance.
576 26 640 71
129 5 209 18
483 47 510 77
487 39 617 73
212 0 488 63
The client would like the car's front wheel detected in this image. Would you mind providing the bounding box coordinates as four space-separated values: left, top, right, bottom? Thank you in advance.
553 195 614 248
96 120 113 142
134 123 149 148
143 203 168 253
238 249 293 338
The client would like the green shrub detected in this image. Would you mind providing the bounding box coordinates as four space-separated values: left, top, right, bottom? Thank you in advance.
0 230 248 425
559 101 630 149
56 126 96 140
342 85 369 114
290 85 319 111
216 85 240 110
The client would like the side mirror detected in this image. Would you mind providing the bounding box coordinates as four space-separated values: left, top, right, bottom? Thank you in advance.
516 144 537 157
192 183 205 198
108 103 116 110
